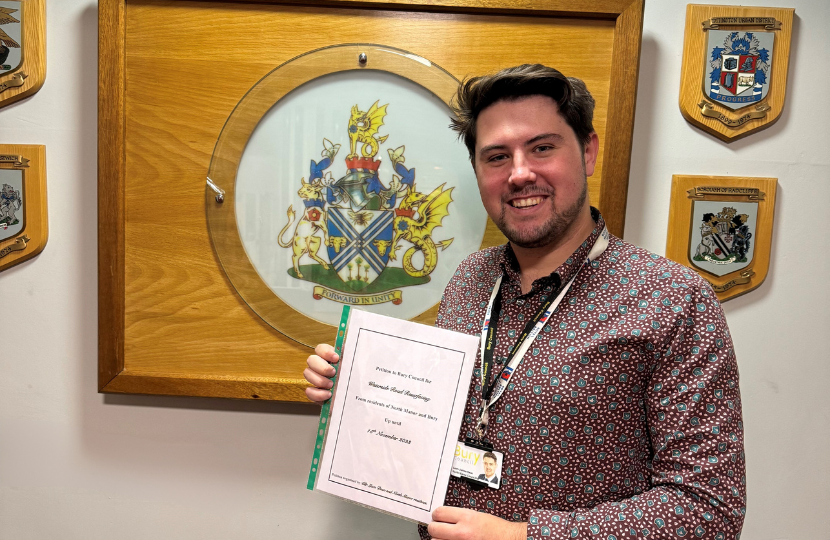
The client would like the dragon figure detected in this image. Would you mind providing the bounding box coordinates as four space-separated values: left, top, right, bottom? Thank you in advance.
388 183 454 277
346 101 389 160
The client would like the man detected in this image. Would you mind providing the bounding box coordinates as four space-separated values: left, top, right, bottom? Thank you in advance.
478 452 500 486
305 65 745 540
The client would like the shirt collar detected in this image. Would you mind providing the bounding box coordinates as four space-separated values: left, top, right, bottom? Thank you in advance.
496 207 606 295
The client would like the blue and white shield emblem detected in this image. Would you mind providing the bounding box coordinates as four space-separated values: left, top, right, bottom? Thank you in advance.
704 30 774 110
327 207 394 288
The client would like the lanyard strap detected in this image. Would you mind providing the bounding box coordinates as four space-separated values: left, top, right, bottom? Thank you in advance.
476 227 610 436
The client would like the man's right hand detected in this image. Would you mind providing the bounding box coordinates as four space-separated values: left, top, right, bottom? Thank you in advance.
303 343 340 403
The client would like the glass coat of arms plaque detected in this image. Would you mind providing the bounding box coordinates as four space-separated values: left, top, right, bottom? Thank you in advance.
206 45 493 346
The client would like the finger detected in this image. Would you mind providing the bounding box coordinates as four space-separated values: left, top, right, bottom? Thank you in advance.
305 386 332 403
432 506 464 523
303 367 334 390
307 354 336 377
426 521 455 540
315 343 340 364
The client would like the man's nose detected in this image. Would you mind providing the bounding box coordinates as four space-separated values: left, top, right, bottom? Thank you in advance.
507 153 536 187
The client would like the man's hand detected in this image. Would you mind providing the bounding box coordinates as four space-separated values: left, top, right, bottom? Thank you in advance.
427 506 526 540
303 343 340 403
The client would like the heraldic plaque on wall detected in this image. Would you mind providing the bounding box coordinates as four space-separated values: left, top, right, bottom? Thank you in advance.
0 0 45 110
0 144 47 272
679 4 794 142
666 175 776 301
207 45 491 347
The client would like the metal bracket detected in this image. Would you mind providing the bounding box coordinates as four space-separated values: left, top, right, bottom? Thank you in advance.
206 176 225 203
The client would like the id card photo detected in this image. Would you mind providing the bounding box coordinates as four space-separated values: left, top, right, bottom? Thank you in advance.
450 442 504 488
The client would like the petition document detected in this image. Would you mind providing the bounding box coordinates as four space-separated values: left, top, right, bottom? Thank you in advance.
311 308 478 523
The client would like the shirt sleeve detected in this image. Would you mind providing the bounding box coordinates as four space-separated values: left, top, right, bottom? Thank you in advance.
526 280 746 540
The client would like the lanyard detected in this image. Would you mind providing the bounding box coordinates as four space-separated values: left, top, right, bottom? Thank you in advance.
475 227 610 438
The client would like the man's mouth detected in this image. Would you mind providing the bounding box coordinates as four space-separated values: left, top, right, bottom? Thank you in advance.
509 196 545 208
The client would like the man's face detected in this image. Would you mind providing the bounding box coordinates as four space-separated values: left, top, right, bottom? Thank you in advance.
473 95 599 249
483 456 497 478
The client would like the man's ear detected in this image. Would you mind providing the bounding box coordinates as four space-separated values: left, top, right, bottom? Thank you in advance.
583 132 600 177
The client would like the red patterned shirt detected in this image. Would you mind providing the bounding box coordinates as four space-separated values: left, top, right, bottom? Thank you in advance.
420 211 745 540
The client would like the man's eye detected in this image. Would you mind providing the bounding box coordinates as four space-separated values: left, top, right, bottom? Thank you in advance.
488 154 507 162
535 145 554 153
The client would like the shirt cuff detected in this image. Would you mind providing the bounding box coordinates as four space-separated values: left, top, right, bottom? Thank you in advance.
527 509 572 539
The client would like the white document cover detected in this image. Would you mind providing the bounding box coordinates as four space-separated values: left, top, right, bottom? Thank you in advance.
310 308 478 523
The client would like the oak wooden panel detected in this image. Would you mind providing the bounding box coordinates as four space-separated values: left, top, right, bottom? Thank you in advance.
99 0 644 401
0 0 45 108
678 4 794 142
665 175 777 301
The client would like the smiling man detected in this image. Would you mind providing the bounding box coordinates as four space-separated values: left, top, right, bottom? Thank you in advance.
305 65 746 540
478 452 500 486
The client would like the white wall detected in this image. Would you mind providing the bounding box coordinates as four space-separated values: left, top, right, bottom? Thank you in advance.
1 1 827 538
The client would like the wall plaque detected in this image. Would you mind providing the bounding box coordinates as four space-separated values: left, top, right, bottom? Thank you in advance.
679 4 794 142
0 0 45 109
0 144 47 272
666 175 776 301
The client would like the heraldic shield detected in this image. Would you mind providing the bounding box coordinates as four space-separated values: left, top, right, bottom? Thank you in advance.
666 175 777 301
689 201 757 277
326 207 395 289
0 168 23 242
705 30 774 111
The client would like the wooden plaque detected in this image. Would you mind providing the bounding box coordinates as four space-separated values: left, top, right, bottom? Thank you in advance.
679 4 794 142
98 0 645 402
0 0 45 109
0 144 47 272
666 175 777 301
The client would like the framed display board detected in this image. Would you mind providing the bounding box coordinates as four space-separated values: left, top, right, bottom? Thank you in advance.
98 0 645 402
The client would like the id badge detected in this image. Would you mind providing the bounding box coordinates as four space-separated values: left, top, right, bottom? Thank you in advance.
450 441 503 490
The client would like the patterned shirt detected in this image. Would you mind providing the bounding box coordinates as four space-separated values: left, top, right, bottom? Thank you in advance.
419 210 745 540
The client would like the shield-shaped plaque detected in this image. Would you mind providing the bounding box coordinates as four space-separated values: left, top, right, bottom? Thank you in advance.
679 5 794 142
0 0 45 110
666 175 776 301
0 144 47 272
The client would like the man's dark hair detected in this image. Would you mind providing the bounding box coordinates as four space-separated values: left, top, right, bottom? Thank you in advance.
449 64 596 162
483 451 497 462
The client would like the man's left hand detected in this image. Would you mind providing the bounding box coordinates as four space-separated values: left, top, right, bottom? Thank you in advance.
427 506 526 540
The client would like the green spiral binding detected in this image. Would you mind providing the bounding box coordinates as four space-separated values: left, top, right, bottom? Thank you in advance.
307 304 351 491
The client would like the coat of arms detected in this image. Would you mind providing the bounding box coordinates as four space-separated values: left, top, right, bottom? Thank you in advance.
0 1 21 74
0 178 23 239
690 204 755 275
705 30 774 110
277 101 454 306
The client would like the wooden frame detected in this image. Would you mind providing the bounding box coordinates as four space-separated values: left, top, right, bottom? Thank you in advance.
99 0 645 401
0 0 46 109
